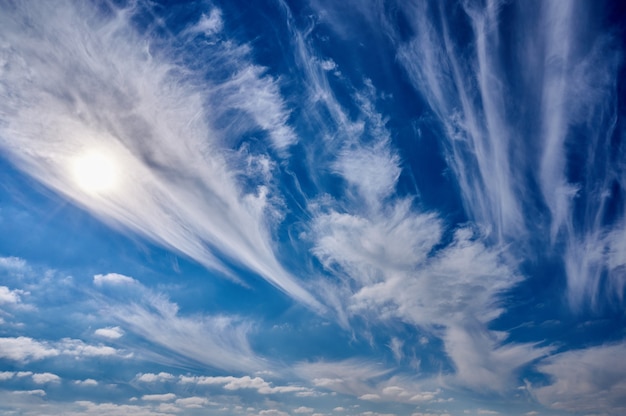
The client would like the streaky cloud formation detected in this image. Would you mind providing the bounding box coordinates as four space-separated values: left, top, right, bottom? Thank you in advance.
0 0 625 415
0 0 320 310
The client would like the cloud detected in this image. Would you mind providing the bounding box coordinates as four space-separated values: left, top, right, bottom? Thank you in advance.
93 273 138 287
142 393 176 402
0 336 125 363
101 283 262 372
0 371 15 380
533 341 626 415
394 0 623 309
136 372 176 383
0 286 27 304
32 372 61 384
186 9 223 36
179 375 311 395
294 406 314 413
12 389 46 397
94 326 125 340
313 210 549 391
0 257 28 271
74 379 98 386
175 397 212 408
0 0 321 311
0 337 59 362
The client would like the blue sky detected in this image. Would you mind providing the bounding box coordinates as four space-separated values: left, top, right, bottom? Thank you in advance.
0 0 625 415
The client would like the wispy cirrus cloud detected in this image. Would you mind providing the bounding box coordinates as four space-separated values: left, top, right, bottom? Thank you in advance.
93 273 264 373
393 0 624 310
0 0 320 310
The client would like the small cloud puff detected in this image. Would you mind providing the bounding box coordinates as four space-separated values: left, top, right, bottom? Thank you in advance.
94 326 124 340
142 393 176 401
32 372 61 384
93 273 138 287
75 379 98 386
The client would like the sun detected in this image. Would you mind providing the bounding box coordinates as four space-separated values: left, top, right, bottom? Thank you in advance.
72 150 119 194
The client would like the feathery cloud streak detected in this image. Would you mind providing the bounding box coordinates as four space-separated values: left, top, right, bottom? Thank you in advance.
0 0 319 309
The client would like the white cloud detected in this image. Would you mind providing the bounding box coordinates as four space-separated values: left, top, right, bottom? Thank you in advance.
142 393 176 402
0 0 321 311
0 257 27 271
0 336 125 363
534 341 626 414
259 410 289 416
187 9 223 36
93 273 138 287
0 286 27 304
12 389 46 396
94 326 124 340
388 337 404 363
0 371 15 380
105 290 261 372
179 375 311 395
175 397 211 408
0 337 59 362
137 372 175 383
74 379 98 386
32 372 61 384
294 407 314 413
59 338 120 357
359 394 380 401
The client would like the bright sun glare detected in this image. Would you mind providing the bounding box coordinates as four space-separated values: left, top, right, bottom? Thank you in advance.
72 151 119 194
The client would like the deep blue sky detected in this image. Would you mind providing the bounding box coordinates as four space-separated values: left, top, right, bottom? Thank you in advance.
0 0 625 415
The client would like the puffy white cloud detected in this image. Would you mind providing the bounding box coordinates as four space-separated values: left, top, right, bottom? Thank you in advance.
141 393 176 402
94 326 124 340
179 374 311 395
93 273 138 287
0 336 125 363
0 286 27 304
0 257 27 271
0 337 59 362
32 372 61 384
0 371 15 380
74 379 98 386
137 372 175 383
294 406 314 413
175 397 212 408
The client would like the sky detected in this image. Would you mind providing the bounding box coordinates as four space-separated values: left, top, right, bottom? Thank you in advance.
0 0 625 415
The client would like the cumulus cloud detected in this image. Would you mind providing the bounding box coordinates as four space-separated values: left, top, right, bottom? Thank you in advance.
0 337 59 362
0 286 27 304
136 372 175 383
74 379 98 386
141 393 176 402
93 273 138 287
32 372 61 384
175 397 212 408
179 375 311 395
94 326 125 340
0 336 125 363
